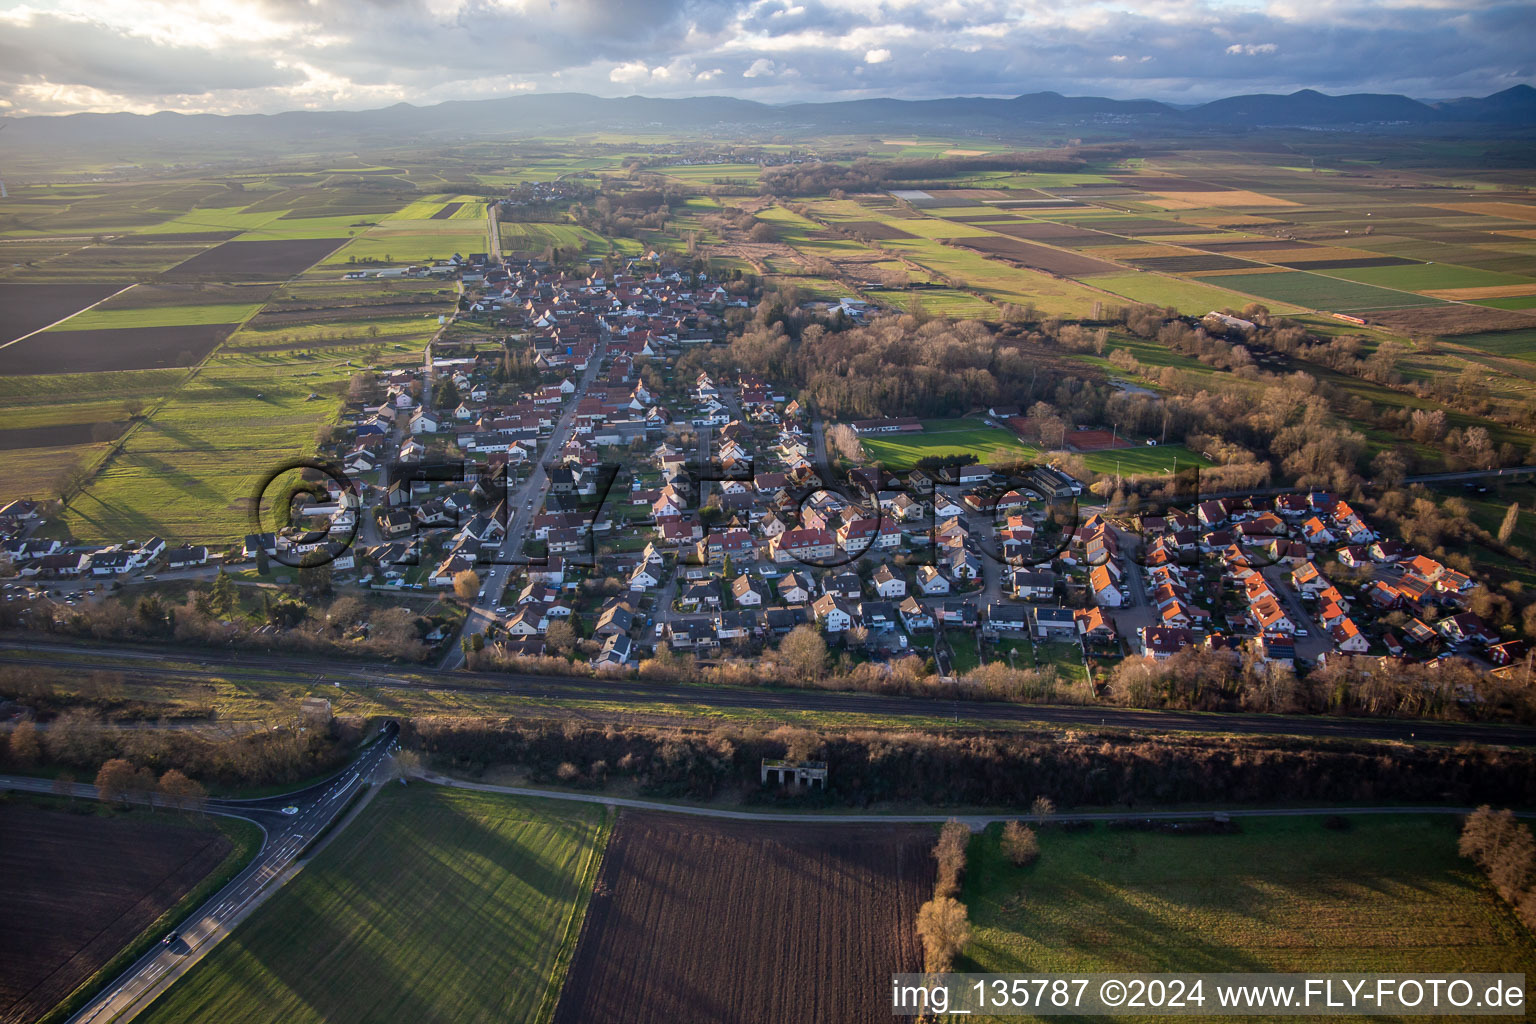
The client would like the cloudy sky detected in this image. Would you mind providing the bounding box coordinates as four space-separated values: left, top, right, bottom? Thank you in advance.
0 0 1531 116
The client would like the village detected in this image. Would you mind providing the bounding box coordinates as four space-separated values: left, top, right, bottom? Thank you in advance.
3 242 1526 689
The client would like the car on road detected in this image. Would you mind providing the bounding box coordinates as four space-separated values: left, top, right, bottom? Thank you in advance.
161 931 178 945
494 605 507 613
143 575 157 581
281 805 299 815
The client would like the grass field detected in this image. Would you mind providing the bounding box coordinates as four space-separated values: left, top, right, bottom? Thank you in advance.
47 302 263 332
1076 444 1213 476
884 238 1112 317
859 418 1040 468
962 815 1536 1022
1192 270 1445 312
1087 272 1303 315
497 222 610 256
64 349 355 544
137 785 608 1024
1323 262 1536 293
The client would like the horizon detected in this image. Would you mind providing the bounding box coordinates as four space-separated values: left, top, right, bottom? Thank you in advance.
4 82 1533 123
1 0 1534 118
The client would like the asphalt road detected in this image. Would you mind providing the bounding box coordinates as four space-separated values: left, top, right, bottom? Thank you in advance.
3 638 1535 746
0 725 400 1024
424 772 1536 827
441 332 608 670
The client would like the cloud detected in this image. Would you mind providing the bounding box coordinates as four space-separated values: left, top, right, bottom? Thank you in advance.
0 0 1530 115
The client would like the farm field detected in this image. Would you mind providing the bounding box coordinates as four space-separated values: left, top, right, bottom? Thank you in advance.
63 348 359 543
1191 270 1445 312
554 813 933 1024
1086 272 1301 315
882 238 1111 317
498 221 609 256
47 301 265 332
0 324 237 376
0 282 128 343
137 785 607 1024
1449 328 1536 361
164 239 351 281
0 800 257 1024
962 815 1536 1023
858 418 1040 469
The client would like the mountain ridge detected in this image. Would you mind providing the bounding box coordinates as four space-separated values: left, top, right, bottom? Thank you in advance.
2 86 1531 158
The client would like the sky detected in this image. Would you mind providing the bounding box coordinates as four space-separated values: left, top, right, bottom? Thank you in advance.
0 0 1532 117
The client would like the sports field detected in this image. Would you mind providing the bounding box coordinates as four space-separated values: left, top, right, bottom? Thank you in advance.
963 814 1536 1022
137 785 608 1024
859 418 1040 468
1076 444 1212 476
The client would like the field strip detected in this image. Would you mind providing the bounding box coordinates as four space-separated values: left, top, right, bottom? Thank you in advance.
0 283 138 350
421 775 1536 825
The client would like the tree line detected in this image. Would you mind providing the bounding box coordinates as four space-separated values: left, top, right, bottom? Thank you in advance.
401 718 1536 810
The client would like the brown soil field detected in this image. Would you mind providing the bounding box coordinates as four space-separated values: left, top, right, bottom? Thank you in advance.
1368 304 1536 335
0 421 127 450
1277 256 1422 270
955 236 1122 277
985 199 1082 209
1111 176 1233 192
1425 202 1536 222
430 202 464 220
987 221 1122 245
163 238 350 280
1089 218 1198 236
1128 253 1264 273
838 221 918 240
1197 239 1316 252
0 803 233 1024
0 323 234 375
554 813 934 1024
0 283 125 344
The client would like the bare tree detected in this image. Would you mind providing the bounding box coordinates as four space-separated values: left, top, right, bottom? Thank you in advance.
452 569 481 602
159 769 207 816
7 719 40 767
1001 821 1039 866
934 819 971 898
389 748 423 785
779 624 827 683
94 758 138 808
915 896 972 973
1498 502 1520 545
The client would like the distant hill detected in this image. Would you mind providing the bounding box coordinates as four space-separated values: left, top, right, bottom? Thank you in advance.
1434 84 1536 122
1185 89 1440 125
1 86 1531 165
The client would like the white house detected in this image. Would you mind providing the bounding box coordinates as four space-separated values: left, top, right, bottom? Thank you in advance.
872 564 906 599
